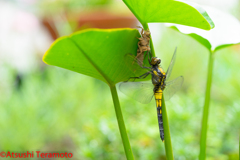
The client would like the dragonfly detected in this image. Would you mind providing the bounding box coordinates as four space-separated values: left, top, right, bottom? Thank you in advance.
119 48 183 142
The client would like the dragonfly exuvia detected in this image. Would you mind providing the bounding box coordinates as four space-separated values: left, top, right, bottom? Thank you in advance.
119 48 183 141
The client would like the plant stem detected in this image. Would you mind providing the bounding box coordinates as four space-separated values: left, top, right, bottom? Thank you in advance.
162 95 174 160
199 51 214 160
110 85 134 160
143 23 174 160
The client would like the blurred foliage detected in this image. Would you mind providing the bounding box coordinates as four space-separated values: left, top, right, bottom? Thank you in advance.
0 26 240 159
38 0 113 15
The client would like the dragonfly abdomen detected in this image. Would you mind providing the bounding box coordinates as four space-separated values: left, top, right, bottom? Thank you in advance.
154 89 164 141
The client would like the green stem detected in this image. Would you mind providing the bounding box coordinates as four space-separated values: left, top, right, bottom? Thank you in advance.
143 23 174 160
110 85 134 160
162 96 174 160
199 51 214 160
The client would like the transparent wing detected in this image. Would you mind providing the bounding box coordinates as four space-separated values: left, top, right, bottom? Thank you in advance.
164 76 184 101
124 53 151 77
119 82 154 104
166 47 177 80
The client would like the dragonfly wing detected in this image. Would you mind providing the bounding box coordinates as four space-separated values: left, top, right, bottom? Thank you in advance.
124 53 151 77
166 47 177 80
164 76 184 101
119 82 154 104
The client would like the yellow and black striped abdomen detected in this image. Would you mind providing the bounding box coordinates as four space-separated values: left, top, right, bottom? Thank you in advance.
154 89 163 111
154 88 164 141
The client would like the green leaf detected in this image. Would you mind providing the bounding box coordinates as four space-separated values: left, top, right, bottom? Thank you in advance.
43 28 142 86
169 6 240 52
123 0 214 30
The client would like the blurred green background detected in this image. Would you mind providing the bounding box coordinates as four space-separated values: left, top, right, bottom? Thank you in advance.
0 0 239 160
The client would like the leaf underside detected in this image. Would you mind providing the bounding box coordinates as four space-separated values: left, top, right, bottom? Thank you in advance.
123 0 215 30
169 6 240 52
43 28 151 85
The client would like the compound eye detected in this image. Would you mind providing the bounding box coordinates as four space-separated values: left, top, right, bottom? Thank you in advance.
151 57 156 65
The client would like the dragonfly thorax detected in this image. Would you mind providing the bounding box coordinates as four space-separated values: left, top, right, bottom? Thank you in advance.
151 65 166 90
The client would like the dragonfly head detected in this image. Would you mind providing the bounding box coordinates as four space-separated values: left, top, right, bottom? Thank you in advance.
151 57 161 66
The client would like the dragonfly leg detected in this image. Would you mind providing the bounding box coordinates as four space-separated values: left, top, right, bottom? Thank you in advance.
143 51 148 61
142 66 152 70
126 71 151 82
147 50 152 65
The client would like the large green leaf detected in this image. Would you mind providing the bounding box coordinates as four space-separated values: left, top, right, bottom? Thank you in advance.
123 0 214 30
43 28 144 86
169 6 240 52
